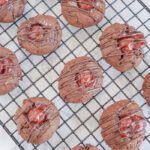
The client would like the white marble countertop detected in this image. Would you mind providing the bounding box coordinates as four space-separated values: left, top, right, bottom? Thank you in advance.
0 0 150 150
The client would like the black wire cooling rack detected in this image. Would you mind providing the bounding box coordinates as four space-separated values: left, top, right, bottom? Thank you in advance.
0 0 150 150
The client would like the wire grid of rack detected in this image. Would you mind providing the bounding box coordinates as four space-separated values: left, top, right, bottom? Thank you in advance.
0 0 150 150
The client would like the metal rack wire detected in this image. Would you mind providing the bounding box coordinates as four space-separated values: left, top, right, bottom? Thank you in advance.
0 0 150 150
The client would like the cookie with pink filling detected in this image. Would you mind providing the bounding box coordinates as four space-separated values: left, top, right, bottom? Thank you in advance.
100 23 146 72
0 48 21 95
59 56 103 103
100 100 147 150
0 0 26 22
61 0 105 28
15 97 60 144
143 73 150 106
17 15 62 55
72 144 99 150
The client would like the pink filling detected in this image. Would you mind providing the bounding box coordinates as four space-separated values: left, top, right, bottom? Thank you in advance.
28 24 43 40
76 70 94 88
0 57 13 75
77 0 95 11
119 114 146 139
117 32 146 53
0 0 8 5
27 105 47 126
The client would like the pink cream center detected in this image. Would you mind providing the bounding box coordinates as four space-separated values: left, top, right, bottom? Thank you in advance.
0 0 8 5
0 57 13 75
28 24 43 40
119 114 146 139
28 105 47 125
76 70 94 88
117 32 146 53
77 0 95 11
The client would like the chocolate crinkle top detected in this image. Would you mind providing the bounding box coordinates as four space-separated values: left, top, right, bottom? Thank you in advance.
59 56 103 103
0 0 26 22
15 97 60 144
72 144 99 150
100 100 147 150
61 0 105 28
143 73 150 106
17 15 62 55
100 23 146 72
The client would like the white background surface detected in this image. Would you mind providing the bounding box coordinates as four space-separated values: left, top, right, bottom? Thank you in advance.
0 127 19 150
0 0 150 150
142 0 150 7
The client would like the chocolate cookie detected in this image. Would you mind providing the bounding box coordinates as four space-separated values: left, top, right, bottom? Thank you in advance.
61 0 105 28
143 73 150 106
72 144 99 150
17 15 62 55
15 97 60 144
0 48 21 95
100 23 146 72
59 56 103 103
100 100 147 150
0 0 26 23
